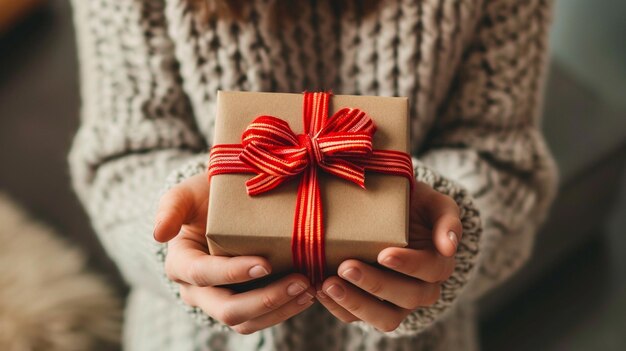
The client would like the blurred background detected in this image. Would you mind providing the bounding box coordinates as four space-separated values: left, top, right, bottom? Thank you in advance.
0 0 624 350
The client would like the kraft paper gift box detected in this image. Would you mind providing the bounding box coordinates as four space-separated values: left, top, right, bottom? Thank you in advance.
206 91 411 280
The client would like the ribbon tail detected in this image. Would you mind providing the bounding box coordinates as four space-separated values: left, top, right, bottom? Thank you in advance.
319 159 366 188
292 166 325 285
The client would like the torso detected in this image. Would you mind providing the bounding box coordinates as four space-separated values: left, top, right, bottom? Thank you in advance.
164 0 483 154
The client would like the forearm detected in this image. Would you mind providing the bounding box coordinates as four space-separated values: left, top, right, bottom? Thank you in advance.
421 144 557 298
355 138 556 338
361 0 558 336
72 150 204 295
72 150 237 331
418 0 559 298
68 0 219 326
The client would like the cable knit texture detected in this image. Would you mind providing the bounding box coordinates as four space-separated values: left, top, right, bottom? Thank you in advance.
68 0 558 350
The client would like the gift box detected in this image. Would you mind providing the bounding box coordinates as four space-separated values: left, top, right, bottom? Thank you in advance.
206 91 412 283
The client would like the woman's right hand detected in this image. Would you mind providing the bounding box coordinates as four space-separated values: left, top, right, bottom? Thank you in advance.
153 172 315 334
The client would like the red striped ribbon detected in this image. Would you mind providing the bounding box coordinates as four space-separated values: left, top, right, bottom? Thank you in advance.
208 92 414 284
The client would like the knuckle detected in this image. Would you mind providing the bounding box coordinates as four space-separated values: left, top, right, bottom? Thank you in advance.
232 324 255 335
427 285 442 305
403 295 422 310
164 254 179 281
157 190 174 211
410 291 428 308
430 258 454 283
418 285 441 307
165 262 178 282
344 300 363 315
323 301 344 314
224 267 240 284
343 313 360 323
261 293 280 311
168 188 188 211
452 201 461 215
423 189 445 204
413 296 428 308
424 256 452 283
218 303 241 327
442 194 457 208
377 319 402 333
187 259 209 286
338 315 358 324
179 286 194 306
273 306 291 321
442 260 455 280
321 298 359 323
406 265 421 279
433 262 449 282
367 280 384 296
405 251 425 275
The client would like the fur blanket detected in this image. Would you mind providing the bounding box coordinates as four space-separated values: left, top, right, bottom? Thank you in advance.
0 193 121 350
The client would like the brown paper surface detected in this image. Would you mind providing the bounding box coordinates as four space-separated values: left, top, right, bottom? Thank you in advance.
207 91 410 275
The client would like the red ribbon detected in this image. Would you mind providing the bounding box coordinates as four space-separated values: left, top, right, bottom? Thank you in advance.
208 92 414 284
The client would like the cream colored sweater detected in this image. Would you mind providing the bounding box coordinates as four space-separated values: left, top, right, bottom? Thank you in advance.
68 0 558 350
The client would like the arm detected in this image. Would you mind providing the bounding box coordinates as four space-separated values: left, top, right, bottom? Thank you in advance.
421 0 558 298
70 0 318 332
68 0 210 316
318 0 558 336
409 0 558 328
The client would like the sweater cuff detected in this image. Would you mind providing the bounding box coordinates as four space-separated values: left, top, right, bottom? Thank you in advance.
353 157 483 337
154 154 231 332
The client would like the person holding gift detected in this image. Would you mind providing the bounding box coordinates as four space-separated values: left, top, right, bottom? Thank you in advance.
68 0 558 350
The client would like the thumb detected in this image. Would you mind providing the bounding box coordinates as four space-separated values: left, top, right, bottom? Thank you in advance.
153 184 194 243
429 196 463 258
433 213 463 257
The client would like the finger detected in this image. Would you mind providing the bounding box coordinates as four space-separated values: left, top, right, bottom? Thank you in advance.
378 247 455 283
321 276 409 333
232 293 316 335
183 274 313 326
154 173 209 243
316 290 361 324
425 194 462 257
338 260 441 310
166 238 271 286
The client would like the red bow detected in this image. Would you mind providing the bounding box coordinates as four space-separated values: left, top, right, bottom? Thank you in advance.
208 92 414 284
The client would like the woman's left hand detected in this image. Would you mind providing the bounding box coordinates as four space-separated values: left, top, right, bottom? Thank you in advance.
317 179 462 332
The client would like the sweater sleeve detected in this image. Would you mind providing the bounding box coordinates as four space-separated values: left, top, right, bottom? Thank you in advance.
357 0 558 337
422 0 559 299
68 0 229 330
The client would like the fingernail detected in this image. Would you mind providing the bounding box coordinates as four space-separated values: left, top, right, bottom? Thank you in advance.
248 265 269 279
340 268 362 282
382 256 402 268
296 292 315 305
287 282 306 296
325 284 345 300
448 231 459 248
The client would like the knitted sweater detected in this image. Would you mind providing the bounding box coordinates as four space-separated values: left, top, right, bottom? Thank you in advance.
68 0 558 350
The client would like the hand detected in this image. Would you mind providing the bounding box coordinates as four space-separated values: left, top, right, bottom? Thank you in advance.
316 179 462 332
153 172 316 335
